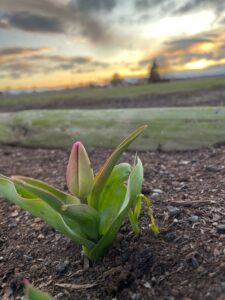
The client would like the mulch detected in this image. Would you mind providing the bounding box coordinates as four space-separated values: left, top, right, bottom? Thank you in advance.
1 144 225 299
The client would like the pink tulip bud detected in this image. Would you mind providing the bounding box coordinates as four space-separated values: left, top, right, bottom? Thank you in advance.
66 142 94 199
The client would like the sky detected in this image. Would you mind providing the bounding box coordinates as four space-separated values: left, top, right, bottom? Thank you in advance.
1 0 225 90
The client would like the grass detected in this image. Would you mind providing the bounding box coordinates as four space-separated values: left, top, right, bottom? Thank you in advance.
77 77 225 98
0 107 225 151
1 77 225 109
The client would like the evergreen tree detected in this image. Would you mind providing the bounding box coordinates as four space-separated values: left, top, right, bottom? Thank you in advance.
148 59 160 83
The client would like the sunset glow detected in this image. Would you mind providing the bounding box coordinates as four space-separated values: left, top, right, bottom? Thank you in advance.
185 59 215 70
1 0 225 90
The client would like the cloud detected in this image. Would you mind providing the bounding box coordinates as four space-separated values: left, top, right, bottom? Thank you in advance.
131 0 177 22
0 47 48 56
0 12 64 33
138 30 225 74
175 0 225 15
0 0 120 45
135 0 171 10
134 0 225 24
218 16 225 24
1 0 224 44
47 55 94 71
165 37 213 49
44 55 111 73
135 0 225 17
74 0 118 12
1 61 41 80
119 13 154 25
0 47 112 79
0 47 49 63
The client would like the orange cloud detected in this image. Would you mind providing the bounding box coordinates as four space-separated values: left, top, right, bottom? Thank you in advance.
140 29 225 74
0 47 50 63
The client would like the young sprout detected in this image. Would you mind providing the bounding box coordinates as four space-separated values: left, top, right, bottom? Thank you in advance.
0 126 158 260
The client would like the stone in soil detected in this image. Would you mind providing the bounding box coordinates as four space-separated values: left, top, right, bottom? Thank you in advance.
168 206 181 217
164 232 177 242
188 215 199 223
217 225 225 234
55 260 69 274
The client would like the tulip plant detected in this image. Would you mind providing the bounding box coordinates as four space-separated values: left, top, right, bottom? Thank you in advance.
25 283 52 300
0 126 158 260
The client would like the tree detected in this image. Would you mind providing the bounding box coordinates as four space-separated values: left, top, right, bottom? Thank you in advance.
148 59 160 83
111 73 123 87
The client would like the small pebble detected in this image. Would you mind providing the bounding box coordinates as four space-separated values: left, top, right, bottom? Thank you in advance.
168 206 181 217
55 292 64 299
11 211 19 217
23 255 33 262
213 214 220 221
188 215 199 223
37 234 45 240
55 261 69 274
172 218 179 225
209 272 217 278
151 192 160 199
191 257 199 269
131 293 143 300
143 282 151 289
180 160 190 165
151 276 157 284
152 189 163 194
217 225 225 234
164 232 177 242
221 282 225 290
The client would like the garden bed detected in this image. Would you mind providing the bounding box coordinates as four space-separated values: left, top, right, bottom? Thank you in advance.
0 144 225 299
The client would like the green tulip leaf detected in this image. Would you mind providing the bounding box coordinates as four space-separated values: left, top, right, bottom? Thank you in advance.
89 125 147 209
61 204 100 242
26 284 53 300
0 175 95 249
85 158 143 259
97 163 131 235
13 178 99 244
13 176 80 205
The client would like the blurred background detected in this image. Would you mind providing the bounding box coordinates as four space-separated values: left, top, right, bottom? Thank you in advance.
0 0 225 150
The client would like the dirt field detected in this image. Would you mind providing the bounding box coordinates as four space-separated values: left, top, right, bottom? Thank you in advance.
1 144 225 299
48 87 225 110
1 86 225 112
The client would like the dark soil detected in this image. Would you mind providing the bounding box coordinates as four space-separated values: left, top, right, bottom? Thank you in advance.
1 144 225 299
1 86 225 112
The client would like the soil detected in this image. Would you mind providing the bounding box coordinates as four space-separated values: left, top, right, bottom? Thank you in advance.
1 144 225 300
1 86 225 112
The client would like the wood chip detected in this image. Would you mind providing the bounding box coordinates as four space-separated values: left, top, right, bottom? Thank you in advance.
103 266 123 279
55 283 97 290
